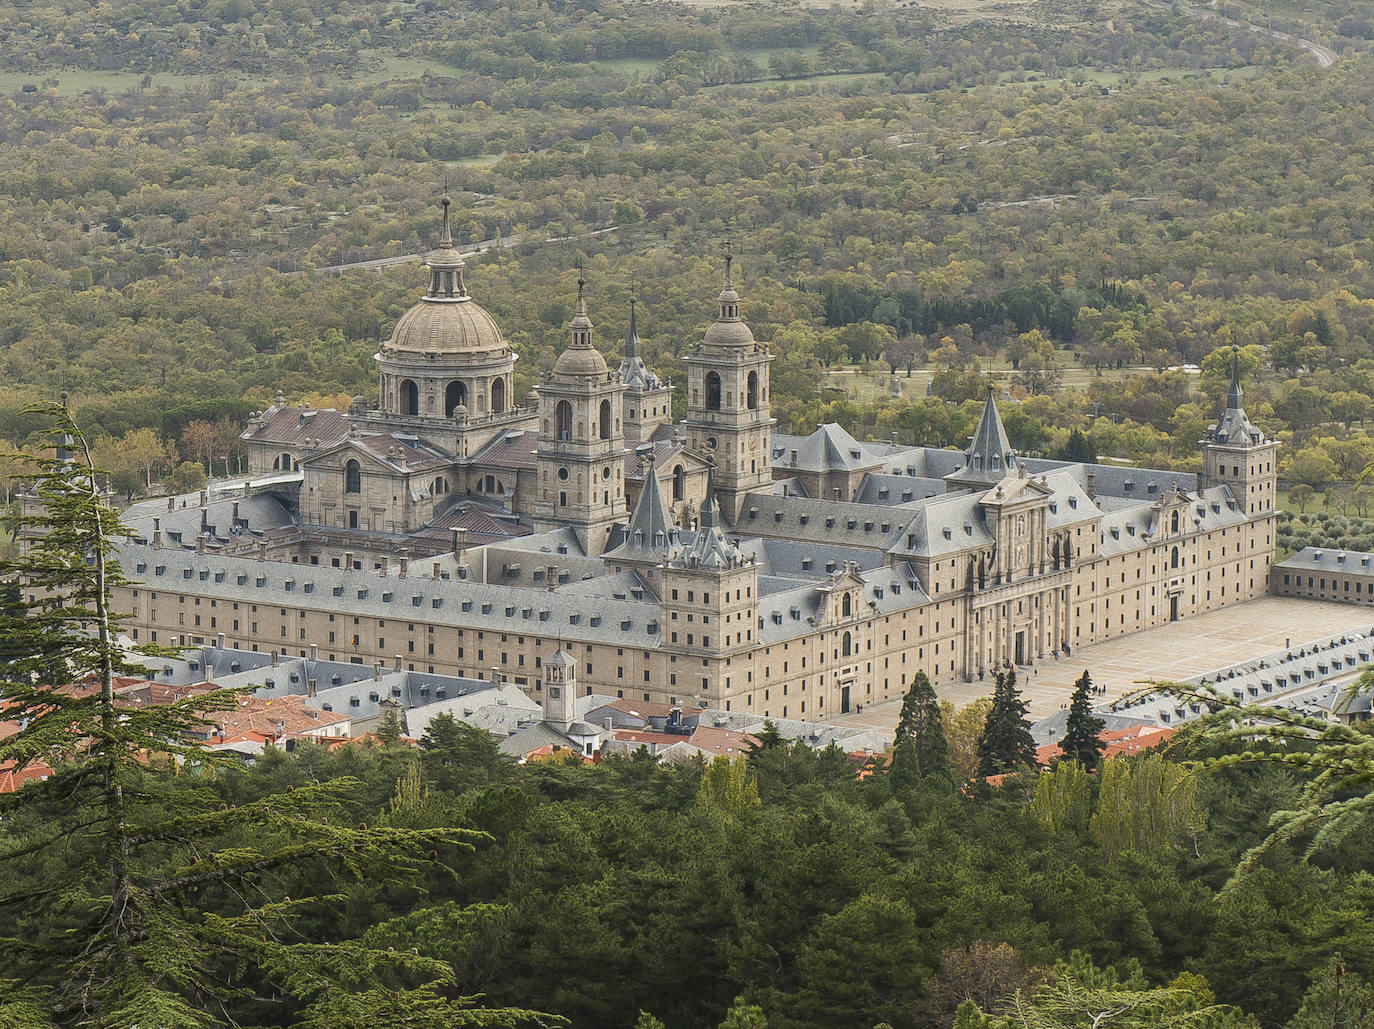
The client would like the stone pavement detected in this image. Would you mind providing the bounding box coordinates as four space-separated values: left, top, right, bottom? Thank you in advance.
836 597 1374 735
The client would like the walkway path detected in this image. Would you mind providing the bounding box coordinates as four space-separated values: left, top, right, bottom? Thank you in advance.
1172 1 1337 67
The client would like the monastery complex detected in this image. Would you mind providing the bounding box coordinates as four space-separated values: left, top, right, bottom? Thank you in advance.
110 202 1281 720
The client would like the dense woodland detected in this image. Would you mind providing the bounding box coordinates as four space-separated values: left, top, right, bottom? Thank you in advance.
1 0 1374 498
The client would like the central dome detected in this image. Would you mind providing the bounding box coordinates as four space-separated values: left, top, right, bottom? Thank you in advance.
386 297 510 359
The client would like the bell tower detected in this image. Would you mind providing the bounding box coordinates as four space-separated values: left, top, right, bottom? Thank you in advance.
535 275 627 556
1201 346 1277 516
683 248 774 523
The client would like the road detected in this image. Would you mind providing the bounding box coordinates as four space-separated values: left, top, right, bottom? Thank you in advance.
285 224 621 279
1172 1 1337 68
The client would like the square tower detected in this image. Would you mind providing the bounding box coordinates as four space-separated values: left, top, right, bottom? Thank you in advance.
683 252 774 523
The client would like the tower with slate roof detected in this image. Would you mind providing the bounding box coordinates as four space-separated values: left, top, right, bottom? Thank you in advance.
1201 347 1277 517
619 294 674 444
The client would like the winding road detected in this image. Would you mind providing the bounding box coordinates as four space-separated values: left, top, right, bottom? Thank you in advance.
1172 1 1337 68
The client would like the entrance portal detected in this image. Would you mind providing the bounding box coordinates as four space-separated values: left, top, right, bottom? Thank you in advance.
840 685 851 714
1170 595 1180 622
1014 631 1026 666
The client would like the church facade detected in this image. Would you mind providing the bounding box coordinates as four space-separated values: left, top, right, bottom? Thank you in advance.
109 204 1278 719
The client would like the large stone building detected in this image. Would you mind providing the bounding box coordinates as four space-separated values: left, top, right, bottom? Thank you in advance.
108 205 1279 719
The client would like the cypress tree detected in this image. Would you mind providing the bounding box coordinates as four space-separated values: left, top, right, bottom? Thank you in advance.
0 406 551 1027
890 670 952 786
975 670 1037 776
1060 669 1107 769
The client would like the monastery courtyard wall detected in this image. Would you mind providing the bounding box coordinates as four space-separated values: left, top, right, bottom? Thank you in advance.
838 596 1374 730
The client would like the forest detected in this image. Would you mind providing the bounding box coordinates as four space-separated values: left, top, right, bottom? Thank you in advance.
1 0 1374 503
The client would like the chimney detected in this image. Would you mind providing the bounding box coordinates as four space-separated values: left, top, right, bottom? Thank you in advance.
1085 470 1097 502
196 533 206 554
344 550 353 570
204 662 214 684
393 654 402 671
547 564 558 588
243 480 251 497
152 516 162 549
231 501 240 527
790 449 798 466
604 716 614 731
271 650 279 667
307 678 317 697
373 662 383 681
199 489 207 508
432 561 441 579
399 549 409 578
379 557 389 577
216 632 225 648
453 527 468 553
833 488 841 500
491 666 501 686
257 540 267 562
309 644 318 662
168 496 175 511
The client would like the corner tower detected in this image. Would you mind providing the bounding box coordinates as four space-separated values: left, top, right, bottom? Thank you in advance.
535 275 628 556
683 249 774 523
1201 347 1277 516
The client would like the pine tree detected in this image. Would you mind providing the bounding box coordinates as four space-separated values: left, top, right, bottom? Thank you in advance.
1059 669 1106 769
0 406 556 1028
890 671 953 786
975 670 1037 777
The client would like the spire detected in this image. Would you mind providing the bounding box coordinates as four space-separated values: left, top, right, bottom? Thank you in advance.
717 241 740 321
958 388 1016 481
424 193 467 300
552 268 607 377
723 241 734 291
618 288 660 390
1226 344 1243 410
614 459 677 557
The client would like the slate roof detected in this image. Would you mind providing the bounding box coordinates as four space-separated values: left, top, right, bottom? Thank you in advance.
605 463 680 561
120 544 667 648
1277 547 1374 575
122 491 295 548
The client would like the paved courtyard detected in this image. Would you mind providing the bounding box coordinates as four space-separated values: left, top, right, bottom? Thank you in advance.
837 597 1374 734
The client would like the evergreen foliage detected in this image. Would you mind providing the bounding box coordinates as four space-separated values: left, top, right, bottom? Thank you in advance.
1059 670 1107 769
976 670 1037 777
0 407 556 1028
890 670 953 787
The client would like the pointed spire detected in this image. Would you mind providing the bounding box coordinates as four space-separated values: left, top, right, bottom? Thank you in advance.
1226 344 1243 410
619 287 660 390
438 192 453 247
960 388 1015 480
723 240 734 290
626 292 639 359
617 458 677 556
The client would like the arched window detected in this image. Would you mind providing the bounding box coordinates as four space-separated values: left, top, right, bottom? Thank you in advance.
1170 510 1180 533
432 476 448 495
747 370 759 410
345 460 361 495
599 399 613 440
842 631 852 658
672 463 685 502
1171 545 1180 570
445 381 466 417
706 371 722 411
555 400 573 441
841 593 852 618
399 379 419 416
491 378 506 414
